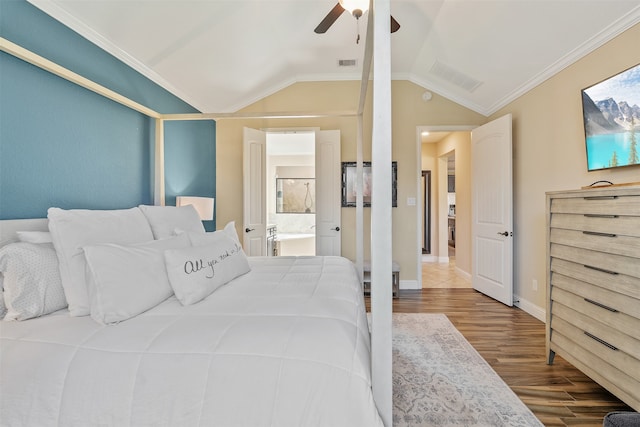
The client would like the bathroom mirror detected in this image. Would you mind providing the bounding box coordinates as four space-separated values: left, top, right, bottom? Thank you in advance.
276 178 315 213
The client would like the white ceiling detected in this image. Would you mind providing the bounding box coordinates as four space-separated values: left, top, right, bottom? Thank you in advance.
29 0 640 117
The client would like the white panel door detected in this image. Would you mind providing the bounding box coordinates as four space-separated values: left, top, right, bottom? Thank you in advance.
315 130 341 256
243 127 267 256
471 114 513 306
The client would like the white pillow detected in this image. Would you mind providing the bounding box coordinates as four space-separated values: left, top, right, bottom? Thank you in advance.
0 242 67 321
187 221 241 247
17 231 53 244
84 234 191 325
164 233 250 306
139 204 205 239
221 221 241 243
47 207 154 316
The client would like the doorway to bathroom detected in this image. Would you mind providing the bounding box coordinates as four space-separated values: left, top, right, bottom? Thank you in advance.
243 127 341 257
266 131 316 256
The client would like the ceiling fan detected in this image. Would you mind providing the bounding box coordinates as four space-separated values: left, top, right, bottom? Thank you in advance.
314 0 400 35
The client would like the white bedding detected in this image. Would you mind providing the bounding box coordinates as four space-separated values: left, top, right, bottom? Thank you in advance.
0 256 382 427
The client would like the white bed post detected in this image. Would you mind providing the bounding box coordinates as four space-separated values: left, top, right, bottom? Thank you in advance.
370 0 393 424
356 7 374 283
356 114 364 279
154 118 165 206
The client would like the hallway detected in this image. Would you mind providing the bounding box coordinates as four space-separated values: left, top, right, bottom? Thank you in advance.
422 256 472 288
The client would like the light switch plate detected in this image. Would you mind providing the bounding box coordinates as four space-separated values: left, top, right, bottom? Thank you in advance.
407 197 416 206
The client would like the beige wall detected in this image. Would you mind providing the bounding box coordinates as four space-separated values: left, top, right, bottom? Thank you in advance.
217 22 640 316
216 80 485 285
491 22 640 313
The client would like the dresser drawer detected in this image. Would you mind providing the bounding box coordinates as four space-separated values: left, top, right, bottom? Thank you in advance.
550 268 640 321
550 258 640 300
550 317 640 401
550 243 640 279
550 227 640 258
550 194 640 216
551 213 640 239
551 285 640 344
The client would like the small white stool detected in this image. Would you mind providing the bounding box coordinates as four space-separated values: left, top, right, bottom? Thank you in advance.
362 260 400 298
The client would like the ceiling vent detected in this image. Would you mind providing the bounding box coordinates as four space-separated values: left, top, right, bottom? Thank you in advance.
429 60 483 93
338 59 358 67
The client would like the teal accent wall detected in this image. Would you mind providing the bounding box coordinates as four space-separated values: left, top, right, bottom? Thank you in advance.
0 0 216 230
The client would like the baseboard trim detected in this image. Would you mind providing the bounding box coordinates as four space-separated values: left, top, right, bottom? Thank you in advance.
514 296 546 322
455 267 471 281
400 279 420 290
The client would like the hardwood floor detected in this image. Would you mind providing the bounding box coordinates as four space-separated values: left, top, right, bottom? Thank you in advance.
365 264 633 426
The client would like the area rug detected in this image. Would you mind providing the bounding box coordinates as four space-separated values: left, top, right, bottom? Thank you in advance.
383 313 544 426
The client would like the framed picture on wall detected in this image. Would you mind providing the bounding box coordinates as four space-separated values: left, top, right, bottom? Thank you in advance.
341 161 397 207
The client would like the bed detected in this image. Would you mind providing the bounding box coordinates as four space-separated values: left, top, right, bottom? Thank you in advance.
0 208 383 426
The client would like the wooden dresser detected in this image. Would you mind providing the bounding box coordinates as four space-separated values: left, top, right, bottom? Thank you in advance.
546 185 640 411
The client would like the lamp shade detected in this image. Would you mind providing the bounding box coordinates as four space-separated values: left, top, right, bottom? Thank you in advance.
176 196 214 221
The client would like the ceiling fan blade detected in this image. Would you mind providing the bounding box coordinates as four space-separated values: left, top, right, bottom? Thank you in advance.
314 3 345 34
390 15 400 33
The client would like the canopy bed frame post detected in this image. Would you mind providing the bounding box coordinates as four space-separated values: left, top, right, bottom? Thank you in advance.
355 115 364 279
154 118 166 206
355 5 374 283
370 0 393 424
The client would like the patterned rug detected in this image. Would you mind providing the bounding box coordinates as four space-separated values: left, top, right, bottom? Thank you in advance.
383 313 543 426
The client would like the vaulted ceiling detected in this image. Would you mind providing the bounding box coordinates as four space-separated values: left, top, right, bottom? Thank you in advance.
29 0 640 116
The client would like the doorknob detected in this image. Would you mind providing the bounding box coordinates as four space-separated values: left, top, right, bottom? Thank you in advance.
497 231 510 236
332 226 340 231
245 228 255 233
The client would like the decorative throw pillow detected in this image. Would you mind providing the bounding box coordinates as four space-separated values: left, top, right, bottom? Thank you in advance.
164 233 250 306
84 233 191 325
221 221 241 244
16 231 53 244
47 207 154 316
139 204 205 240
0 242 67 321
187 221 241 247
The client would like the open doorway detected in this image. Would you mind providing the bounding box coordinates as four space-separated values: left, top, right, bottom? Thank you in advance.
266 131 316 256
244 127 341 257
417 127 473 289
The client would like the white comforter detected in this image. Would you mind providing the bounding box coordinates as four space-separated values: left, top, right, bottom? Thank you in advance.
0 256 382 427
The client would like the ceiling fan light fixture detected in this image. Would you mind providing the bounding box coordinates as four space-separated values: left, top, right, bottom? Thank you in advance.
339 0 368 18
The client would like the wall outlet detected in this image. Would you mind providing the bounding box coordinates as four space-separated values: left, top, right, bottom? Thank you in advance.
532 279 538 291
407 197 416 206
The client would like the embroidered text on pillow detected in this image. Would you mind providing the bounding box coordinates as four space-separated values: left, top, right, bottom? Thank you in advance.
184 243 243 279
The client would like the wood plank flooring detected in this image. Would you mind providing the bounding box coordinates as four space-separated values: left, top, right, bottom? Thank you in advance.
365 286 634 426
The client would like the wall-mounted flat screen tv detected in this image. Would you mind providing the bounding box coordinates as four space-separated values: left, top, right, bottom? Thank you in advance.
582 63 640 171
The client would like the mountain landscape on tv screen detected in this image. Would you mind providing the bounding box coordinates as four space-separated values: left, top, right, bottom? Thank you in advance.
582 92 640 135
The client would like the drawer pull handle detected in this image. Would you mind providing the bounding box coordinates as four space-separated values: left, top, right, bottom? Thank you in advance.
584 298 619 313
583 196 618 200
582 231 617 238
584 265 618 275
583 214 619 219
584 332 618 351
